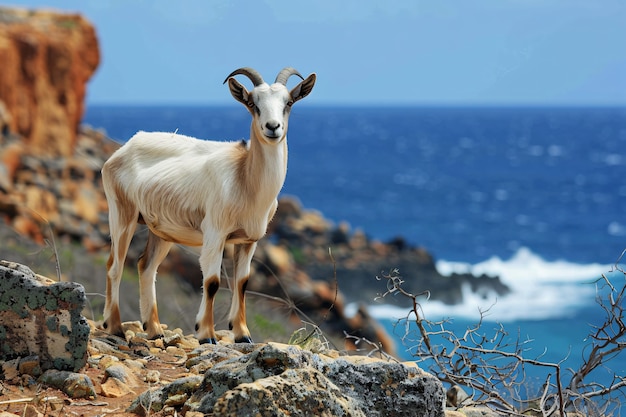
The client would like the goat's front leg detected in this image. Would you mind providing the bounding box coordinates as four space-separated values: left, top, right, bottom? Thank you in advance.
229 242 257 343
195 231 224 344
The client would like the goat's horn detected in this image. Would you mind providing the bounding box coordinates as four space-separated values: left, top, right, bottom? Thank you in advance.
275 67 304 85
223 67 265 86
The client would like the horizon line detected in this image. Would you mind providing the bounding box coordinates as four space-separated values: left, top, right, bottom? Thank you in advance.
85 101 626 109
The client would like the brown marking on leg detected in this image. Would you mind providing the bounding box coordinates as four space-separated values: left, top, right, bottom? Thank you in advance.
105 303 124 337
143 305 162 339
233 276 252 343
197 276 219 344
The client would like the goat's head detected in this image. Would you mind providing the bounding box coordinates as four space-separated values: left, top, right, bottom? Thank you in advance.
224 67 316 143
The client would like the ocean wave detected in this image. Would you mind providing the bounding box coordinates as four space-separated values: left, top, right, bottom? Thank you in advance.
436 247 611 285
356 247 615 322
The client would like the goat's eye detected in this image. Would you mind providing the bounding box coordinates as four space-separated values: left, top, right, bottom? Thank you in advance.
247 101 260 115
286 100 294 107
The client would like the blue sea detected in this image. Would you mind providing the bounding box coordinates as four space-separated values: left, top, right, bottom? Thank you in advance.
84 105 626 406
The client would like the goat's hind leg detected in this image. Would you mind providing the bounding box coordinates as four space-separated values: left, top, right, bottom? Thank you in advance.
103 202 138 337
138 230 173 339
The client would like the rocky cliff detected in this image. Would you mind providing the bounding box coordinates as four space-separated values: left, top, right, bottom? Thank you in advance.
0 6 99 156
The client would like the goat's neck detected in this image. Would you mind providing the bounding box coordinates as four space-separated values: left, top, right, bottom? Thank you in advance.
242 130 288 200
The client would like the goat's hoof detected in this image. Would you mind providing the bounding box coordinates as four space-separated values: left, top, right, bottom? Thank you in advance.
143 323 164 340
235 336 254 344
102 321 125 338
199 337 217 345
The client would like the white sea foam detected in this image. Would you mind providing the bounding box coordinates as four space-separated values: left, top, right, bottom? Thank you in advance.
357 247 615 323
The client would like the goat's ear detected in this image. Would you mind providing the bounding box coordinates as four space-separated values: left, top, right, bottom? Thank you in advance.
290 73 316 104
228 78 254 108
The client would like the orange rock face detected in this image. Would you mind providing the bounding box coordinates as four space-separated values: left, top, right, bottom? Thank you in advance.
0 7 99 156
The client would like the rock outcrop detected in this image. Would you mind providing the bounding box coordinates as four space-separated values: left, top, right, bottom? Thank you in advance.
0 6 99 156
0 260 90 372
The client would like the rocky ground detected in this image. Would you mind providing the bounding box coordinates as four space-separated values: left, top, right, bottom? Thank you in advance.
0 319 447 417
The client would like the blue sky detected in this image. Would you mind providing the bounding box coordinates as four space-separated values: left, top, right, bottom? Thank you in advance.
6 1 626 106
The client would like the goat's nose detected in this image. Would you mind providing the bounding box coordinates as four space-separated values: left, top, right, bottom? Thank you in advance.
265 121 280 132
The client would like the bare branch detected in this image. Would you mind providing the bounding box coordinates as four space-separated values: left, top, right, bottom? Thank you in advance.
375 259 626 417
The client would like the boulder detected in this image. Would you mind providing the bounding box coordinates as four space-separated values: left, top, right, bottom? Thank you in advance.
0 260 90 372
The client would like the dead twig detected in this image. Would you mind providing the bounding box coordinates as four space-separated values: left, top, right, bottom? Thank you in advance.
375 258 626 417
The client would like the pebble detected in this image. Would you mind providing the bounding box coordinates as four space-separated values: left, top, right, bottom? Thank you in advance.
145 369 161 383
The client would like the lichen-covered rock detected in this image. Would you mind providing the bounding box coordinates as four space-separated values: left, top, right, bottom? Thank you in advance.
0 260 89 371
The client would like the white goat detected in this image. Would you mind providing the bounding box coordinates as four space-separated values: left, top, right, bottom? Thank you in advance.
101 67 316 344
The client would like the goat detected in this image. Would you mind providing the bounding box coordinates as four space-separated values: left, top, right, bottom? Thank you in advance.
101 67 316 344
